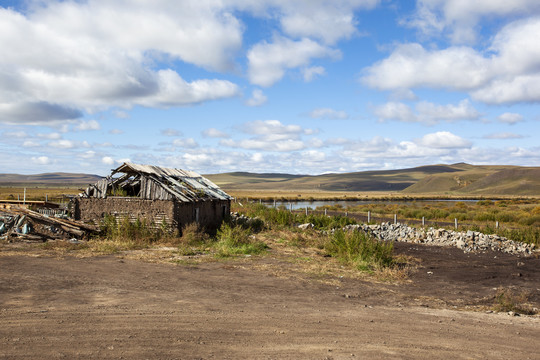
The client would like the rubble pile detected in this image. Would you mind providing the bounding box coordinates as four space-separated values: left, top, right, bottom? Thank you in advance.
343 222 536 256
0 207 99 242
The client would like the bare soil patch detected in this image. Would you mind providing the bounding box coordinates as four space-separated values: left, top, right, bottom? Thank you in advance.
1 242 539 359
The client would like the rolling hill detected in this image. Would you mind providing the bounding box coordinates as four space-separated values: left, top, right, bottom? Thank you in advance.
0 172 103 186
206 163 540 196
1 163 538 196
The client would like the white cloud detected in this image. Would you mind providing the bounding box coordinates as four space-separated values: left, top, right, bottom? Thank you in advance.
31 156 51 165
309 108 349 120
75 119 101 131
417 131 472 149
22 140 40 148
161 128 182 137
483 132 524 140
405 0 540 44
202 128 229 138
498 112 523 125
37 132 62 140
49 139 76 149
303 66 326 82
374 99 480 125
172 138 199 148
363 17 540 104
109 129 124 135
3 131 27 138
276 0 378 44
0 3 242 124
241 119 313 136
80 151 96 159
220 138 306 152
102 156 115 165
247 37 340 87
245 89 268 107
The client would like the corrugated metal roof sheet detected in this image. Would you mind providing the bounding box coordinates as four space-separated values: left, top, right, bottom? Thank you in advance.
83 162 232 202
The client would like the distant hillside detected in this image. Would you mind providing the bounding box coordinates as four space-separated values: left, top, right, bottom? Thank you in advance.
0 172 102 186
207 164 540 196
2 163 538 196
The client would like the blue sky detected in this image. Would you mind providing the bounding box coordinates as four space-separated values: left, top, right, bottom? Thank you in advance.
1 0 539 175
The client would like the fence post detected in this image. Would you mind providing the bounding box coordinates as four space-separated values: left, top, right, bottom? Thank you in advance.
345 211 348 217
305 206 308 216
273 200 276 208
324 209 327 216
367 211 371 223
46 194 48 202
23 188 26 205
422 216 425 227
290 203 292 212
496 221 499 229
454 218 458 229
394 214 397 225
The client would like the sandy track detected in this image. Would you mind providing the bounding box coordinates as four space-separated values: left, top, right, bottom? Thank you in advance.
1 247 539 359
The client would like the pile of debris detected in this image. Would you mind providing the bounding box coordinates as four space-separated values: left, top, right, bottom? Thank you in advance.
0 207 99 242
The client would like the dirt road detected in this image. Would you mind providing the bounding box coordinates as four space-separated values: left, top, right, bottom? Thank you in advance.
1 243 539 359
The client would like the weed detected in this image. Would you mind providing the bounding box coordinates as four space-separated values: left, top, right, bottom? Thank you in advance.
214 223 268 257
325 229 394 271
493 288 536 315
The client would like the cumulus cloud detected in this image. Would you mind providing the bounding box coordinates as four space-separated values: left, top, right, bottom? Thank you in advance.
202 128 230 138
241 120 313 136
37 132 62 140
498 112 523 125
49 139 76 149
405 0 540 44
4 131 27 138
247 37 340 87
101 156 115 165
220 119 315 152
309 108 349 120
0 3 241 124
303 66 326 82
363 17 540 104
483 132 524 140
75 119 101 131
161 129 182 137
23 140 41 148
245 89 268 107
417 131 472 149
374 99 481 124
32 156 51 165
172 138 199 148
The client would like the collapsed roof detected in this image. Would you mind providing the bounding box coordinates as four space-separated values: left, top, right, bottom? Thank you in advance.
82 162 232 202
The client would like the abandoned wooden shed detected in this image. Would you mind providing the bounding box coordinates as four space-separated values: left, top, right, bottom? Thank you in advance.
71 162 232 231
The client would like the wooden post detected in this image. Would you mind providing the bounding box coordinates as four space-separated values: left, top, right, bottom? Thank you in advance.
23 188 26 205
46 194 48 202
394 214 397 225
273 200 276 208
496 221 499 229
290 203 292 212
324 209 327 216
422 216 425 227
368 211 371 223
454 218 458 229
305 206 308 216
345 211 348 217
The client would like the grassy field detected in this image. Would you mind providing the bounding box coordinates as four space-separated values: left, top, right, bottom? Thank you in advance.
0 185 81 202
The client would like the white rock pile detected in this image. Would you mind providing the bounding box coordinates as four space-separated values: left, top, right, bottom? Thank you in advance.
341 222 536 256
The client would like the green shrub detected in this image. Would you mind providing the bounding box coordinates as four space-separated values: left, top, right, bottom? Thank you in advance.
214 223 268 257
325 229 394 271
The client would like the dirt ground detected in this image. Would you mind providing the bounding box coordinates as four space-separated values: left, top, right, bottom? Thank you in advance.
1 242 539 359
